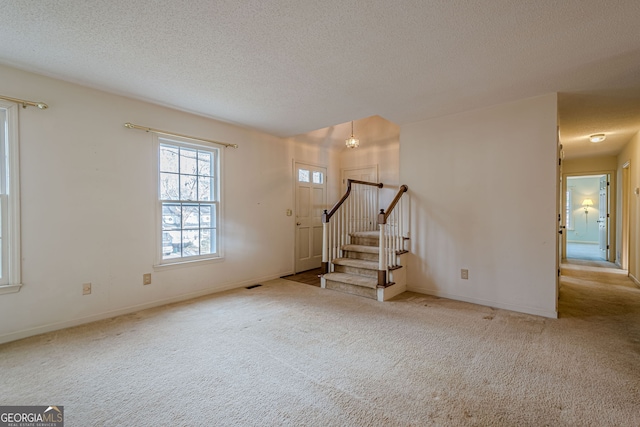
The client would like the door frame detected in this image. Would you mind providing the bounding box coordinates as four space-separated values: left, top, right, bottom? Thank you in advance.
621 161 631 270
340 164 379 189
292 160 328 273
562 170 616 263
556 138 563 313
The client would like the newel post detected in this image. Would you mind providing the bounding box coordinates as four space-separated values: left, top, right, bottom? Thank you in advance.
378 209 387 287
322 209 329 274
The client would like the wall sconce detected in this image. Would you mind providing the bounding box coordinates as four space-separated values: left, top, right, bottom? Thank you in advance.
582 199 593 229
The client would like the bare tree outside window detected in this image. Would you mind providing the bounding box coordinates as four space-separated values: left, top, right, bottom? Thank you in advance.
158 140 219 262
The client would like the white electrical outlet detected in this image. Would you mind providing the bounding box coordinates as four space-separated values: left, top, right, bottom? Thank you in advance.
143 273 152 285
82 283 92 295
461 269 469 280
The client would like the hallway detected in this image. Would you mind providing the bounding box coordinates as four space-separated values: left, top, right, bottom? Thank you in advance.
560 260 640 320
566 242 605 262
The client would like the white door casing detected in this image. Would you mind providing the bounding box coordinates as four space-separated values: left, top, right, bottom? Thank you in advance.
556 138 563 311
598 174 609 260
621 163 630 269
295 162 327 273
342 165 379 231
341 165 378 189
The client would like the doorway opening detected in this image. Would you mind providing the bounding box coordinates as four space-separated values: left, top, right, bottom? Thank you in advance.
565 174 615 265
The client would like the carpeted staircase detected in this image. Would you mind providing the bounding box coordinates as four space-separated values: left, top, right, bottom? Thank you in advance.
322 230 406 301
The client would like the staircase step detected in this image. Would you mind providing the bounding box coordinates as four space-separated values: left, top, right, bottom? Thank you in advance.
332 258 378 277
323 272 378 299
323 272 377 289
351 231 380 238
333 258 378 269
342 244 379 253
350 231 379 246
342 244 379 261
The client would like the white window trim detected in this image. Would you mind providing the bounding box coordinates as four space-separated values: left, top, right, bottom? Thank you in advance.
566 187 574 231
152 134 224 269
0 100 22 295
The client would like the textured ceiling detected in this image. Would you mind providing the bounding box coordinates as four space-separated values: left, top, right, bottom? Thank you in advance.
1 1 640 153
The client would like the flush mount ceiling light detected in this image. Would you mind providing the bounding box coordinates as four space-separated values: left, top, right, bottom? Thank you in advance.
345 121 359 149
589 133 606 143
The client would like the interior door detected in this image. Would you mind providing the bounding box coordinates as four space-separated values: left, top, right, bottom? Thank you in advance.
556 137 563 313
341 166 378 188
295 163 327 273
598 174 609 260
342 166 379 230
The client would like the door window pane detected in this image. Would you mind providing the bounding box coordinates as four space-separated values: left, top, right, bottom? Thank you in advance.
298 169 310 182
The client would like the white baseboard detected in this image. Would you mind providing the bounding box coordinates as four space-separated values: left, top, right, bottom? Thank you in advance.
406 285 558 319
379 282 406 301
630 274 640 288
0 272 288 345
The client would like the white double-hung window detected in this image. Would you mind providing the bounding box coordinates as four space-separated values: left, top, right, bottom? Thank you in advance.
0 100 22 294
157 136 222 265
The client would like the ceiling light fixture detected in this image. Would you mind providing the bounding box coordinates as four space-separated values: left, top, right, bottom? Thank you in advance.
589 133 606 143
345 121 359 149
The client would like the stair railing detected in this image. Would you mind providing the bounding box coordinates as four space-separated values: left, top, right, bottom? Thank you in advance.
321 179 382 274
377 185 409 287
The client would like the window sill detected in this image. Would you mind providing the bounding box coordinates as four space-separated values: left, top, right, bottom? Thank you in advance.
0 283 22 295
153 256 224 271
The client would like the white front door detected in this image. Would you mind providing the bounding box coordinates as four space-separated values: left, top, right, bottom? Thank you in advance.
295 163 327 273
598 174 609 260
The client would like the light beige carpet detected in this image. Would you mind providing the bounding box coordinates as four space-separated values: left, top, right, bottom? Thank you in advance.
1 269 639 426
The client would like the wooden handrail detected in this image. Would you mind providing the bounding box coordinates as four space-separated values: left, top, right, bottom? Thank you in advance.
322 179 383 223
377 185 408 224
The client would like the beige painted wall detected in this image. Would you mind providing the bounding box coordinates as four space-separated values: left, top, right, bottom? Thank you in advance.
401 94 558 317
563 156 617 174
287 115 400 207
617 131 640 282
338 116 400 207
287 128 341 210
0 64 295 343
0 64 402 343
